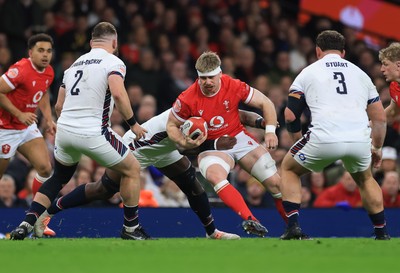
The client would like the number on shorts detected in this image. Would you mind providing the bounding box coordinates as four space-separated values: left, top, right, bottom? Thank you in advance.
333 72 347 94
71 70 83 95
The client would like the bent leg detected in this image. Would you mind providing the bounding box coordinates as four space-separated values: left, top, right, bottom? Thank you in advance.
19 138 53 195
159 157 216 235
351 169 389 239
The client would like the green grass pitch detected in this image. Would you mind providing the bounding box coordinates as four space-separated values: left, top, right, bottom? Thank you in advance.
1 238 398 273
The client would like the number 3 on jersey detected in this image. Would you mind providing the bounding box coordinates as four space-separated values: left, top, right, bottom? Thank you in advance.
71 70 83 95
333 72 347 94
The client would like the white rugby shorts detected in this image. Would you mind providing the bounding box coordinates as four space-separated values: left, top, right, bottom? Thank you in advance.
54 127 129 167
0 124 43 159
290 134 371 173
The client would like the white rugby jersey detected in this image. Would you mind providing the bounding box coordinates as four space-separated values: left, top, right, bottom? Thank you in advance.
57 48 126 136
289 53 379 143
123 109 176 154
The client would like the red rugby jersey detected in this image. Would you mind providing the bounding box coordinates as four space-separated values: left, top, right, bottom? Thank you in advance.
0 58 54 130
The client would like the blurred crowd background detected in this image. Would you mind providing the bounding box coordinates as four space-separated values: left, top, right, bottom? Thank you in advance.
0 0 399 210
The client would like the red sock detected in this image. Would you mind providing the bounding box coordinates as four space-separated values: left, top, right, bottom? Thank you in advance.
32 177 42 196
274 198 288 224
32 174 49 197
216 182 257 221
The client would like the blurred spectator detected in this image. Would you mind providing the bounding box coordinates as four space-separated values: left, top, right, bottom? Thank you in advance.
0 174 28 208
111 124 126 137
308 172 327 205
126 83 143 114
381 171 400 208
53 0 76 37
17 168 36 205
127 48 160 97
158 177 189 207
301 186 312 208
75 168 91 187
245 177 273 208
5 152 31 193
59 14 91 56
0 47 12 72
269 50 296 84
158 60 194 112
374 146 398 184
139 171 159 208
313 171 362 208
0 0 44 62
136 94 157 123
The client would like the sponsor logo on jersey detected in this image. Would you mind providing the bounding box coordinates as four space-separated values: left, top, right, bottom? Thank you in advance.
173 99 181 113
7 68 18 79
2 144 10 154
32 91 43 104
209 116 224 128
32 81 36 87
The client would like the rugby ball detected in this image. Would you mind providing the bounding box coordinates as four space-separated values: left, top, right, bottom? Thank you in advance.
181 117 208 139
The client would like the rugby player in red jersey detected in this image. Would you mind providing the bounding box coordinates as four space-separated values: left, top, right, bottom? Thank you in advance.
167 51 287 237
0 33 56 236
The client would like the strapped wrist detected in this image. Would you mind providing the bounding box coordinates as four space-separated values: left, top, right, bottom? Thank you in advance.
265 125 276 133
125 115 137 126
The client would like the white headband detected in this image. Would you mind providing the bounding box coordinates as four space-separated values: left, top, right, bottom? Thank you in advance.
197 66 222 77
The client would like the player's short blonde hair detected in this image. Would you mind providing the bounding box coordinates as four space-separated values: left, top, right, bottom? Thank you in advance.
379 42 400 62
195 51 221 74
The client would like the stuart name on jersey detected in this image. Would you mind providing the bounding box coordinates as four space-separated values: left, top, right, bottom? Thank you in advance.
72 59 102 67
325 62 348 67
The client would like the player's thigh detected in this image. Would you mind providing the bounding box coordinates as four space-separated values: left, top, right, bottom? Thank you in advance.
157 156 191 178
85 132 140 177
341 142 371 174
0 158 10 177
108 152 140 178
291 141 341 172
54 128 82 165
18 137 51 171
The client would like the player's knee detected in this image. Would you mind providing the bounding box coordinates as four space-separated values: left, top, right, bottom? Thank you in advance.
36 163 52 177
101 173 120 195
86 181 114 199
251 153 277 182
199 155 231 181
170 165 204 196
262 173 281 194
39 161 77 201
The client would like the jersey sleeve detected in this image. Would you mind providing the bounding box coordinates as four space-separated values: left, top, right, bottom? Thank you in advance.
362 73 380 104
1 62 25 90
107 57 126 79
171 96 192 122
229 77 253 104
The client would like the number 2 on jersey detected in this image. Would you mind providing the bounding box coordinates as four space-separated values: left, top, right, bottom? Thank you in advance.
71 70 83 95
333 72 347 94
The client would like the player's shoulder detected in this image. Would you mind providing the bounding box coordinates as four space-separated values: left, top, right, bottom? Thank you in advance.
4 58 30 81
390 81 400 91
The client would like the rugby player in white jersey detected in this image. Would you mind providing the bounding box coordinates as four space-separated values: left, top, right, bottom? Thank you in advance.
280 30 389 240
10 22 149 240
33 108 269 239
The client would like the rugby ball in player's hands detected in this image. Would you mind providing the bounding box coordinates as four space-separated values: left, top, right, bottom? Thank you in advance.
181 117 208 140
